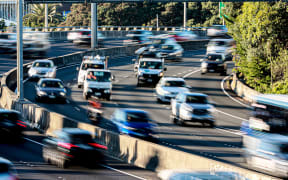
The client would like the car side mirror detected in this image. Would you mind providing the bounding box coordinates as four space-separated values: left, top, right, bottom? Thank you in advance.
164 67 167 71
76 67 80 71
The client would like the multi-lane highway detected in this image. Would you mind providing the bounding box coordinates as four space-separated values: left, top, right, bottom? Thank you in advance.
22 50 253 171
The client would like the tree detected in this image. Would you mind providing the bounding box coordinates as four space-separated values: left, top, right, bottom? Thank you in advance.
0 19 6 30
24 4 64 28
59 4 91 27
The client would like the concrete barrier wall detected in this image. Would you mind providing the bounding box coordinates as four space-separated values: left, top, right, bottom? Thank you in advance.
0 44 277 180
231 73 261 103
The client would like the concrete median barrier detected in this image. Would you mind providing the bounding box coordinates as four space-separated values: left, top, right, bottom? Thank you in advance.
0 45 277 180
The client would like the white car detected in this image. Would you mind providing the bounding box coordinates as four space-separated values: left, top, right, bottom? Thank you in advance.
207 25 228 37
28 59 56 79
0 157 18 180
77 55 106 88
171 92 215 127
155 77 190 103
67 29 105 46
83 69 113 100
206 39 234 57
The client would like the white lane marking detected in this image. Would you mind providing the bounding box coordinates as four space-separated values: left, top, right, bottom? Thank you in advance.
100 164 146 180
183 69 200 78
221 75 250 108
57 63 80 70
177 73 182 75
66 100 70 104
215 109 248 122
23 137 147 180
24 137 46 146
215 127 245 136
23 79 29 83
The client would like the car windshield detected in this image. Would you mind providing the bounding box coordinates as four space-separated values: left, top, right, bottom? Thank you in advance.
206 55 223 61
40 81 64 88
186 95 208 104
160 45 174 50
140 61 162 69
81 63 104 70
86 71 111 82
126 112 150 123
164 80 185 87
208 41 226 46
33 62 52 68
70 134 93 144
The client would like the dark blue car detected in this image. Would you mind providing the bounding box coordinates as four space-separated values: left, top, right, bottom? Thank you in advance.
110 109 157 139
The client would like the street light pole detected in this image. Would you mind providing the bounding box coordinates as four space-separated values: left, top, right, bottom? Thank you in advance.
183 2 187 30
91 3 98 49
16 0 23 101
45 4 48 31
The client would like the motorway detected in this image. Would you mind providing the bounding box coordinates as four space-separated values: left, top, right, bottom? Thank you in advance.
23 51 253 168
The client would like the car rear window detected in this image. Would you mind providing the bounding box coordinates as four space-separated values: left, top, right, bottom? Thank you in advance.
33 62 52 68
70 134 93 144
41 81 64 88
186 96 208 104
206 55 223 61
0 112 22 122
126 112 150 123
164 81 185 87
82 63 104 70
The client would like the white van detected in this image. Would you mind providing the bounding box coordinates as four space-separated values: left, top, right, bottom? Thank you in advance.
206 39 235 60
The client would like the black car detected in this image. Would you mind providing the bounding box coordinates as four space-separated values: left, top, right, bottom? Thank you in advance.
200 53 227 75
42 128 106 168
0 109 27 139
35 78 67 103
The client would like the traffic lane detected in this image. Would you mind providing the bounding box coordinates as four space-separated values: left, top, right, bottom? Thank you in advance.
59 55 245 164
0 130 158 180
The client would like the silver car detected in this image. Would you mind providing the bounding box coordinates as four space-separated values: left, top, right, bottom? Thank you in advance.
28 59 56 79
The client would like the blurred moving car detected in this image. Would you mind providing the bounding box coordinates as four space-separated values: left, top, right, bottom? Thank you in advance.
67 29 105 47
110 109 157 139
87 100 103 123
150 35 178 45
0 33 16 53
206 39 234 60
123 36 151 45
0 109 27 139
155 77 190 103
0 157 18 180
83 69 114 100
28 59 56 79
134 56 166 86
158 170 249 180
22 32 51 57
168 31 198 41
207 25 228 37
200 53 227 75
126 30 153 38
42 128 106 168
77 55 107 88
171 92 215 127
35 78 67 103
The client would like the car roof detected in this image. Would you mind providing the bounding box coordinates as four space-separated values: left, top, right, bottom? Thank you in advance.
0 157 13 165
0 109 21 114
61 128 92 136
82 60 104 64
87 69 110 72
161 77 185 81
39 78 62 82
120 108 148 114
140 58 163 62
33 59 53 63
254 94 288 110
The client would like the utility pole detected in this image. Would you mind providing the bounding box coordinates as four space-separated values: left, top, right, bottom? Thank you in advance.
183 2 187 30
45 4 48 31
91 3 98 49
156 14 159 28
16 0 23 101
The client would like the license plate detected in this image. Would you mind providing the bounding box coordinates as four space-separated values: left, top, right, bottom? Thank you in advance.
95 93 101 96
49 95 55 99
147 79 153 82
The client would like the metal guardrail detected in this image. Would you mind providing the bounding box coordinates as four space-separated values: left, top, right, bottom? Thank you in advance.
1 25 208 32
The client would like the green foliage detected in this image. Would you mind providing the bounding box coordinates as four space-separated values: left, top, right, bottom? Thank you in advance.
227 2 288 94
0 19 6 30
61 2 221 27
24 4 64 28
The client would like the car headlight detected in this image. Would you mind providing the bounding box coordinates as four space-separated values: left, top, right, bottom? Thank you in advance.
159 88 170 95
159 72 164 77
201 62 208 68
38 91 47 95
60 92 66 96
104 89 110 93
138 72 143 76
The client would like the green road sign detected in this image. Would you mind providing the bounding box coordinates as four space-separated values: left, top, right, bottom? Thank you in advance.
219 2 225 18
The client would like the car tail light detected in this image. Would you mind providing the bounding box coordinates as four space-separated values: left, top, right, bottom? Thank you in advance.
17 120 27 128
88 143 108 150
58 142 79 149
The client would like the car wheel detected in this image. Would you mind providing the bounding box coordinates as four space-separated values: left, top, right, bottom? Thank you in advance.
77 84 82 88
156 97 162 103
42 148 50 164
176 117 184 126
35 96 40 102
171 115 177 124
83 94 89 100
221 71 227 76
209 122 215 128
137 81 141 87
106 95 111 101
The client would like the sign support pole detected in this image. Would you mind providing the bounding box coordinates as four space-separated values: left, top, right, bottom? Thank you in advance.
17 0 23 101
91 3 98 49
